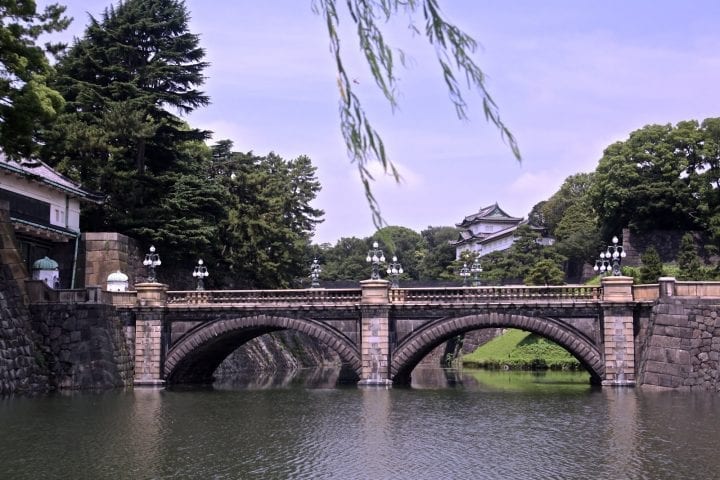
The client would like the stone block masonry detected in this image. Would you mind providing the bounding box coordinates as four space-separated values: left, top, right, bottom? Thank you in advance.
29 303 133 390
0 202 48 394
78 232 143 288
639 297 720 391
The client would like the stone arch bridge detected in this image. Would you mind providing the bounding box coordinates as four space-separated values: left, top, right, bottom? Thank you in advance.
112 276 660 388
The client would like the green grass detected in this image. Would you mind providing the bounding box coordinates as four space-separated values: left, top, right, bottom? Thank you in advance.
461 329 582 370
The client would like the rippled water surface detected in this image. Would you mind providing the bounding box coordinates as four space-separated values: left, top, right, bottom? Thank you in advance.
2 369 720 479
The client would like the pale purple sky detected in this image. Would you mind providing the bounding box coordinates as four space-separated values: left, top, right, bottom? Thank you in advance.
41 0 720 244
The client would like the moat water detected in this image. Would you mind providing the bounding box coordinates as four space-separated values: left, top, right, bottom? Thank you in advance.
1 368 720 480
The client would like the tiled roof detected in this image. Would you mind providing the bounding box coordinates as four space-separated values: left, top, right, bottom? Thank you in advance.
450 222 523 246
456 202 522 227
0 154 103 203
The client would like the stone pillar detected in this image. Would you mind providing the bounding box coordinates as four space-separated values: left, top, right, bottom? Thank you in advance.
601 276 635 386
658 277 676 298
358 280 392 386
133 283 168 387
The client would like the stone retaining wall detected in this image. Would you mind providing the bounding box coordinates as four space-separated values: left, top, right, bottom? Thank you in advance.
29 303 134 390
639 297 720 390
0 202 48 394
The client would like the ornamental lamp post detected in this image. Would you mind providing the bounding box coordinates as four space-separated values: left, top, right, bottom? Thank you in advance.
386 255 404 288
310 258 322 288
143 245 161 283
365 241 386 280
459 262 470 286
594 235 627 276
470 260 483 287
192 259 209 290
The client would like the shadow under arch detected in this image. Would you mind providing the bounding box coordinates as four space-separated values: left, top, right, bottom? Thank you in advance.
164 315 362 384
391 313 604 385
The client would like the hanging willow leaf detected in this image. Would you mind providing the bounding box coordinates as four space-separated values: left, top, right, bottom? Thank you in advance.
312 0 521 228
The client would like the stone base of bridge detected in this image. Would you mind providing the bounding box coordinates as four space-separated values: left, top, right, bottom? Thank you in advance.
601 276 636 387
359 280 393 385
133 283 168 387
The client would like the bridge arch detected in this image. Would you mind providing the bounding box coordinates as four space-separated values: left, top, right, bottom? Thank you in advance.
391 313 604 384
164 315 361 384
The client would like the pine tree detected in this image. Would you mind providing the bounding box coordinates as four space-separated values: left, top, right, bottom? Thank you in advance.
639 246 664 283
41 0 210 236
524 259 565 286
677 233 703 280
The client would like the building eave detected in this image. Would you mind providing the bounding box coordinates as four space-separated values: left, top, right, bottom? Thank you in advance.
0 156 104 204
11 217 79 243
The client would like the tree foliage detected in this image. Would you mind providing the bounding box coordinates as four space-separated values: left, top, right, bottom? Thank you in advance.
209 142 323 289
0 1 70 158
312 237 371 282
524 259 565 286
639 246 663 284
417 226 458 280
312 225 458 283
590 122 704 238
677 233 703 281
41 0 211 242
480 225 565 284
312 0 519 227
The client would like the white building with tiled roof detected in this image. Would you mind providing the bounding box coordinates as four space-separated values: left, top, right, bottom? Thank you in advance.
451 203 527 259
0 154 102 284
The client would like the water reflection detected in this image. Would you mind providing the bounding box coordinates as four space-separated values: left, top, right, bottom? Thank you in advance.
212 367 341 390
2 369 720 479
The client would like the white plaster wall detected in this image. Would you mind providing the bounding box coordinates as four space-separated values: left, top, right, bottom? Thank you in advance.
0 174 79 231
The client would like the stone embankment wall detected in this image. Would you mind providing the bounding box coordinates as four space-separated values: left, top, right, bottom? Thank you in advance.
638 297 720 390
0 203 48 394
28 300 134 390
0 265 48 394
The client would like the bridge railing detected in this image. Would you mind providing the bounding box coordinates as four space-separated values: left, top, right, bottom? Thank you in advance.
674 281 720 297
166 288 363 305
632 280 720 300
632 284 659 301
388 285 601 303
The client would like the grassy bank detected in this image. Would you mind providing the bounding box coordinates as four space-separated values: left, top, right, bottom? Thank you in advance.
461 329 582 370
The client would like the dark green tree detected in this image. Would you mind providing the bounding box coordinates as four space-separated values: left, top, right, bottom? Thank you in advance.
417 226 459 280
41 0 210 236
131 139 228 267
540 173 595 236
375 226 426 280
639 246 663 284
682 118 720 251
524 259 565 286
315 237 372 281
0 1 70 158
590 122 700 238
480 225 566 284
211 143 324 289
677 233 703 281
